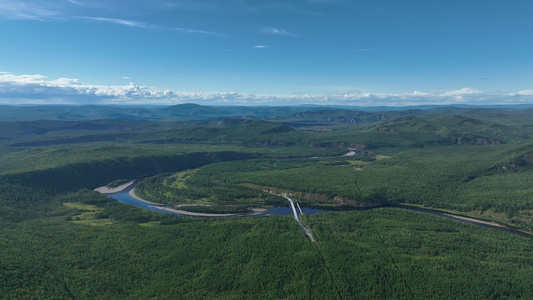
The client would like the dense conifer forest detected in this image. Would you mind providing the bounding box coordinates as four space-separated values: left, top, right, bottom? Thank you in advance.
2 104 533 299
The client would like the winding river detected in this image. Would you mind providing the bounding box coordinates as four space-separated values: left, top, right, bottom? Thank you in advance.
101 182 331 218
97 181 533 238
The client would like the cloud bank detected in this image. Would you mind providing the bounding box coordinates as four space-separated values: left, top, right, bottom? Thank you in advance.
1 72 532 106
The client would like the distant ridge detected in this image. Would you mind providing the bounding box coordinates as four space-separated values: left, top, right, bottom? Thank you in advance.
1 103 532 121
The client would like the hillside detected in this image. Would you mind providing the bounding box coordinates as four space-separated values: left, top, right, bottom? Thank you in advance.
2 105 533 299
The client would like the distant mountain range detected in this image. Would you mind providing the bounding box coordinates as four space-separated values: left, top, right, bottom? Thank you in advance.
1 103 533 121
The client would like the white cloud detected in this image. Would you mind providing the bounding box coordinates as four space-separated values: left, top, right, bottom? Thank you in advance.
440 88 483 103
411 91 429 96
77 17 223 35
77 16 151 28
518 90 533 96
0 0 60 20
441 88 482 96
68 0 83 5
172 27 224 36
0 2 223 36
1 72 533 106
262 27 296 36
0 73 48 83
253 45 269 48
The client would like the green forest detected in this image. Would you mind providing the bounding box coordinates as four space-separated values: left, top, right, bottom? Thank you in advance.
2 104 533 299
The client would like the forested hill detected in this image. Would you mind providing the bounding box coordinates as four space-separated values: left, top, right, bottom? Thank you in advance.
3 106 533 154
0 104 325 121
3 104 533 298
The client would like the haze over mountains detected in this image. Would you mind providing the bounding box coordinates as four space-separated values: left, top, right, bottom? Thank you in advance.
2 103 533 121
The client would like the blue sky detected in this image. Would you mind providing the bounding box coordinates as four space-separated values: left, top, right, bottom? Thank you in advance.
0 0 532 106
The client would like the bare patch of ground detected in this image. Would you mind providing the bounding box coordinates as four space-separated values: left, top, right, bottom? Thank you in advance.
94 181 135 194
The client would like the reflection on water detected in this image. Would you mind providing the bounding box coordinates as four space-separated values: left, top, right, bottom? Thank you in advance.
108 186 183 216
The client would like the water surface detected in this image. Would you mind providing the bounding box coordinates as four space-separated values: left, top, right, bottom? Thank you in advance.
107 186 331 217
107 185 533 238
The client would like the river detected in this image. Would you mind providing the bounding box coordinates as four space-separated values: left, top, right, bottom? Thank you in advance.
104 183 332 217
98 182 533 238
399 205 533 238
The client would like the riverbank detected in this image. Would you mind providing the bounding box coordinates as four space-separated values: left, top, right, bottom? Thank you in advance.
95 181 246 217
95 179 533 237
128 187 244 218
398 204 533 238
128 188 167 206
397 204 508 228
145 205 244 217
443 213 505 228
94 181 135 194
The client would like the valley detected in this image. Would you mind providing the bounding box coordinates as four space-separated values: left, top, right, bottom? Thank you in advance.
2 104 533 299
